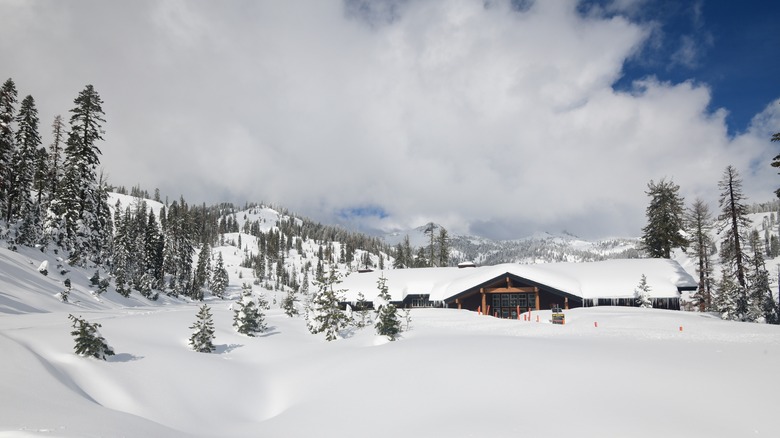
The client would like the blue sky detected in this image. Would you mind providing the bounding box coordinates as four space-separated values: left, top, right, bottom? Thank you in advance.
1 0 778 240
609 0 780 136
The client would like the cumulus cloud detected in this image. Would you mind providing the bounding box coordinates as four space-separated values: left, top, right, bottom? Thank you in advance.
0 0 776 239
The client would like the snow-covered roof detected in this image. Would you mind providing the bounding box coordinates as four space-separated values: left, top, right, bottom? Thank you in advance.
339 259 697 303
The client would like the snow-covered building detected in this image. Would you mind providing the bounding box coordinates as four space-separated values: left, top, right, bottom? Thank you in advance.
339 259 697 317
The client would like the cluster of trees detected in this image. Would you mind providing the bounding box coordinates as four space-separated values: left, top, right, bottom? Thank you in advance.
393 223 451 268
1 79 112 264
641 165 779 323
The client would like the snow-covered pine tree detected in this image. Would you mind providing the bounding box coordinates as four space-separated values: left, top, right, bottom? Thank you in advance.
191 242 211 301
7 95 40 230
717 165 752 316
46 115 65 202
49 85 109 265
211 252 229 298
353 291 371 328
686 199 715 311
634 274 653 308
189 304 216 353
233 282 266 336
68 314 115 360
374 273 401 341
281 287 299 317
141 209 164 291
306 266 348 341
640 178 688 258
0 78 18 223
713 266 741 321
163 198 194 296
746 230 776 323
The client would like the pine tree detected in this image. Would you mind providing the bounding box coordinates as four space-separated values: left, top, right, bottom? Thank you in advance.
374 273 401 340
686 199 715 311
424 223 437 267
143 209 164 291
717 165 752 315
68 314 115 360
713 267 741 321
634 274 653 308
211 252 229 298
52 85 109 265
437 227 450 267
47 114 65 200
189 304 216 353
307 266 348 341
191 242 211 300
233 283 266 335
281 287 299 317
353 291 371 328
641 178 688 258
746 230 775 323
7 95 40 226
0 78 18 222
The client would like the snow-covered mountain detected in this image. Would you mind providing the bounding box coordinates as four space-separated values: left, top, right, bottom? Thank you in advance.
383 224 641 265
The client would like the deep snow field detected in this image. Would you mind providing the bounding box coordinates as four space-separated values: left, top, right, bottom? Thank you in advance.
1 231 780 437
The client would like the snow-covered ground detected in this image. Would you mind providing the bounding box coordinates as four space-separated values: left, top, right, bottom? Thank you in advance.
2 262 779 436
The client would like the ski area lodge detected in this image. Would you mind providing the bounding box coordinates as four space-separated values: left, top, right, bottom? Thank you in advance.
339 259 697 317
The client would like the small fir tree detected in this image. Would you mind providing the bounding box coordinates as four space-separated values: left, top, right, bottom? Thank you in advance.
634 274 652 308
68 314 114 360
374 274 401 341
189 304 216 353
211 252 229 298
353 291 371 328
233 283 267 336
306 266 348 341
281 287 299 317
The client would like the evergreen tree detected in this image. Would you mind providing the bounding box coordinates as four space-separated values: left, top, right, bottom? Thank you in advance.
7 95 40 226
306 266 348 341
47 114 65 200
717 165 752 315
51 85 109 265
746 230 775 323
772 125 780 198
192 242 211 300
353 291 371 328
713 267 741 321
189 304 216 353
374 273 401 340
0 78 18 221
634 274 652 308
641 178 688 258
68 314 115 360
437 227 450 267
686 199 715 311
233 283 267 336
163 199 194 296
143 209 164 290
424 222 437 266
281 287 299 317
211 252 229 298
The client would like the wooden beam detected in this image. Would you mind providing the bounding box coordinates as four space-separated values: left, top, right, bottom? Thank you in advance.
481 288 487 316
483 286 537 293
535 290 540 311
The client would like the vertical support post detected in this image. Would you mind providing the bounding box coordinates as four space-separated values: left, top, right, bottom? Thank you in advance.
535 288 540 311
564 297 569 310
481 288 487 317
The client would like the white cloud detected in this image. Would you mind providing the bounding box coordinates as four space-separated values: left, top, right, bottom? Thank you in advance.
1 0 776 239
